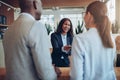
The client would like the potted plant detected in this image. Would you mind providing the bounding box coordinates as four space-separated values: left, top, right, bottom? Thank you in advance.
112 22 119 34
45 23 53 35
75 20 84 34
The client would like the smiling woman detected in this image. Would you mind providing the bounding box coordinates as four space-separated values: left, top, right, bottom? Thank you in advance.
51 18 74 67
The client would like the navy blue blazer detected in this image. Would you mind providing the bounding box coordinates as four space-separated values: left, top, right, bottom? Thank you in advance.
51 32 73 67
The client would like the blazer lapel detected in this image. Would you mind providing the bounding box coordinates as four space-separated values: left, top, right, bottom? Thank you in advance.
57 33 63 46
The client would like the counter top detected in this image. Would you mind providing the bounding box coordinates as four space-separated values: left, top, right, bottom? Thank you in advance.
58 67 120 80
0 67 120 80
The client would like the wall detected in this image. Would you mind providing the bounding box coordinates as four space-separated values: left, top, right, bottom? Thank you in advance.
0 3 14 25
0 3 14 68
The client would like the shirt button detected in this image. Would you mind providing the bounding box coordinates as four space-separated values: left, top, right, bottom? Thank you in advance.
61 56 64 59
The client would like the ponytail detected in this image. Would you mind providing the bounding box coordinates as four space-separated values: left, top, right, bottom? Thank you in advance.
96 16 113 48
86 1 114 48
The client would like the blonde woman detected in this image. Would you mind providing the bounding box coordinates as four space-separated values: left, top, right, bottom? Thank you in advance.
70 1 116 80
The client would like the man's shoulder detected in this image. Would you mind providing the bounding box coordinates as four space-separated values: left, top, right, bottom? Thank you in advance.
33 21 45 28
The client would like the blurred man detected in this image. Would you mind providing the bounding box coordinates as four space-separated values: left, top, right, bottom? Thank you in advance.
3 0 58 80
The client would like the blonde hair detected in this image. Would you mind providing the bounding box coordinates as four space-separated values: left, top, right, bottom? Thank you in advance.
86 1 113 48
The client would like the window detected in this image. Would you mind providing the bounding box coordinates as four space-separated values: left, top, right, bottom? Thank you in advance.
41 8 85 34
107 0 115 23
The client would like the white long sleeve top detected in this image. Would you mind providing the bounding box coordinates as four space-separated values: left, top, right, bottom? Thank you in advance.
70 28 116 80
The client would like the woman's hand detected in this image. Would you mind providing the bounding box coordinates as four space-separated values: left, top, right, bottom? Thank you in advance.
64 45 71 52
53 64 62 77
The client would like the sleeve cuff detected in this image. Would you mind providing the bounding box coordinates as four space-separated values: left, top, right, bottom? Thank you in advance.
62 46 68 53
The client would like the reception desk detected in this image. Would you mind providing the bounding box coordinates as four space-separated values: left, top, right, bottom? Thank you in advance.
0 68 6 80
58 67 120 80
0 67 120 80
58 67 70 80
115 67 120 80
